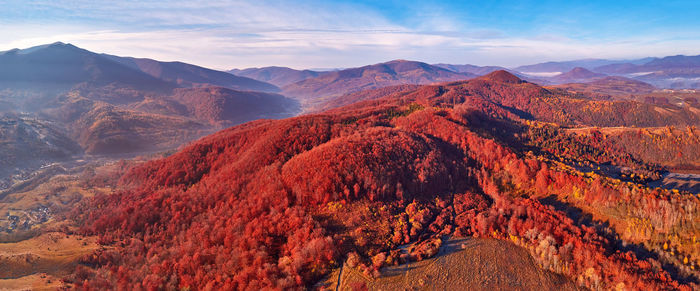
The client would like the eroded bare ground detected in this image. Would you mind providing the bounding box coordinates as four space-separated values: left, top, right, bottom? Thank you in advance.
320 237 580 291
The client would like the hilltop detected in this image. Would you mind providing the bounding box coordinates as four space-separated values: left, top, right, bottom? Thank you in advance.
66 69 699 290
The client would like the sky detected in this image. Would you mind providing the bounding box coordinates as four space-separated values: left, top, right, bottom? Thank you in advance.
1 0 699 70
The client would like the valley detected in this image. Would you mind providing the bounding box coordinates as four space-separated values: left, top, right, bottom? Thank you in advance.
0 154 122 289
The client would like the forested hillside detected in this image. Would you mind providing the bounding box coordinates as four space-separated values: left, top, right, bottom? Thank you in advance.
68 71 699 290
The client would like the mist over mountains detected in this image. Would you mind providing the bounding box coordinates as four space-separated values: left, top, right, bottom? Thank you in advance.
2 41 698 165
230 54 700 92
0 42 299 179
2 42 699 177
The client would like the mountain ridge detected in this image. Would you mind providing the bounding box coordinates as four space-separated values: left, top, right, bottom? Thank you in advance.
282 59 477 108
229 66 322 87
69 68 698 290
103 55 280 92
0 43 298 157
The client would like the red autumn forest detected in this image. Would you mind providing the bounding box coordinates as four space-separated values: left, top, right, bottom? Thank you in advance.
65 71 700 290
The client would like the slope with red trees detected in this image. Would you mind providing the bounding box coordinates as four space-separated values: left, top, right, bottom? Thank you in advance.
68 71 699 290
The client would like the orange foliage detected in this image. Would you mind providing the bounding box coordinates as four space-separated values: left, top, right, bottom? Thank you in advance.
69 72 698 290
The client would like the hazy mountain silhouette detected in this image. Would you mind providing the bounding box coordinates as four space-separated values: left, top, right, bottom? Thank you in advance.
229 66 322 87
433 63 510 76
0 43 298 157
514 58 654 73
282 60 476 107
550 67 607 84
104 55 280 92
0 42 173 93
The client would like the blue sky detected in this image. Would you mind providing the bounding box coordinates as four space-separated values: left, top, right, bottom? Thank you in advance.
1 0 699 70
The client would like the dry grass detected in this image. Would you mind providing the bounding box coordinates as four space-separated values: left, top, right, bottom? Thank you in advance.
0 273 66 290
0 160 119 290
0 232 100 279
0 158 119 243
319 237 579 291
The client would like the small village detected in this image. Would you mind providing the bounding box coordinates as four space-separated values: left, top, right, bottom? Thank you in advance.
1 206 50 233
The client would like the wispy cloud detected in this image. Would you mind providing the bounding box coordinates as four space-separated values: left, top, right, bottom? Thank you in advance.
1 0 699 70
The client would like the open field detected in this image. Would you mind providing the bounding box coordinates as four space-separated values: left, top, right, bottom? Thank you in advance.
0 156 126 290
320 237 579 291
0 232 99 289
0 273 65 291
0 158 120 243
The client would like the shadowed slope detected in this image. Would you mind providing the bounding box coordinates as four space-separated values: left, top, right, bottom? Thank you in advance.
104 55 280 93
168 87 300 126
0 42 173 94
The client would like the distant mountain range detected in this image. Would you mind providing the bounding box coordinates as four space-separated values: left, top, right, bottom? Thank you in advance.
0 42 298 171
280 60 477 108
1 41 698 176
592 55 700 89
550 67 607 84
512 55 700 89
229 66 323 87
104 55 280 92
513 58 655 73
229 55 700 102
0 42 278 94
432 63 509 76
0 42 173 97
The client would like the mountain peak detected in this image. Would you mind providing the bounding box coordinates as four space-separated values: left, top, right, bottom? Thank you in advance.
380 59 428 68
480 70 523 84
45 41 79 50
385 59 412 64
282 60 472 100
569 67 591 73
9 42 84 56
2 48 20 55
556 67 605 79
